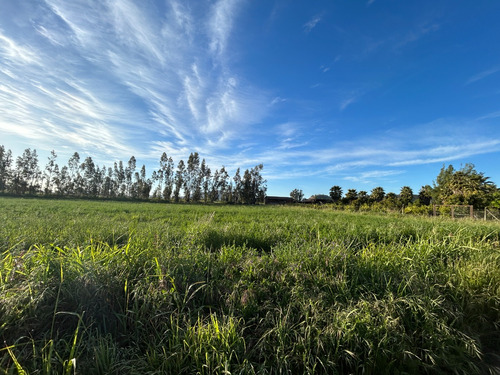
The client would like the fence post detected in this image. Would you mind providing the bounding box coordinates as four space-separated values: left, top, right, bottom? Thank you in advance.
470 205 473 219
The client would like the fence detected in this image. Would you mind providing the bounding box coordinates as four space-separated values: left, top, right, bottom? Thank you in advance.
480 207 500 221
433 205 500 221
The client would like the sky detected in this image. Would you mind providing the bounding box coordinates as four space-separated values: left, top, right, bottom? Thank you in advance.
1 0 500 198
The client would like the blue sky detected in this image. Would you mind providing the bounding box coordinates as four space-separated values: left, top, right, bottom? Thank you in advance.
1 0 500 198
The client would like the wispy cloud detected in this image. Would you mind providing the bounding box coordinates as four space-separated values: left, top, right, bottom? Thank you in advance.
354 20 441 59
387 140 500 167
273 122 308 150
339 89 366 111
339 96 358 111
476 110 500 121
0 1 271 165
0 31 40 65
304 15 322 33
466 66 500 85
240 119 500 186
344 169 404 184
208 0 242 58
109 0 166 64
270 97 287 106
394 22 440 49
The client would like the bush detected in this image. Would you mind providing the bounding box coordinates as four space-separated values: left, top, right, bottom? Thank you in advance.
404 204 432 216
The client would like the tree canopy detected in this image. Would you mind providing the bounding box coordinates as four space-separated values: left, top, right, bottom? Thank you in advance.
1 145 498 210
0 145 266 204
433 164 497 208
290 188 304 202
326 164 498 212
329 185 342 202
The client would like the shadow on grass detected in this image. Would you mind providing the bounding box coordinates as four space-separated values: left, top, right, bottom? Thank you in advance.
196 229 275 253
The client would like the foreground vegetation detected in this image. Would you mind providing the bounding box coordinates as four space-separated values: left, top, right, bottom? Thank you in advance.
1 198 499 374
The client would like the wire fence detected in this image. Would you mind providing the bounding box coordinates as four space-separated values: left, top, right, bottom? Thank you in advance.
433 205 500 221
480 207 500 221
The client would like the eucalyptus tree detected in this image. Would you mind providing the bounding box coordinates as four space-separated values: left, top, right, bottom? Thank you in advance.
94 165 105 197
242 168 253 204
200 159 211 203
0 146 272 205
56 166 70 195
126 156 136 196
43 150 58 194
251 164 267 203
13 148 41 195
138 165 151 199
233 168 242 203
219 166 230 202
182 168 191 202
181 153 201 202
227 183 234 203
290 188 304 202
49 164 59 195
80 156 97 196
151 171 159 198
68 152 81 195
0 145 13 192
114 161 126 197
240 164 266 204
158 153 174 201
210 168 220 202
153 162 163 199
43 150 59 195
173 159 185 202
101 167 115 198
164 160 175 201
186 152 201 202
26 148 41 194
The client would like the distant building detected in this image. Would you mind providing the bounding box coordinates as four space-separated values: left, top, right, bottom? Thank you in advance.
265 196 295 205
303 194 333 204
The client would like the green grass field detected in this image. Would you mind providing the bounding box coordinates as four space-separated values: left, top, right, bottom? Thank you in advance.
1 197 499 374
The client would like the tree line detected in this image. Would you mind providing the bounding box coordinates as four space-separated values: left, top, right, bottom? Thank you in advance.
290 163 500 210
0 145 266 204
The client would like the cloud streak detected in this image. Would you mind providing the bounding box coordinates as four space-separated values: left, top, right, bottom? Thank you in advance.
247 121 500 186
304 15 322 33
344 169 404 184
209 0 242 57
466 66 500 85
0 1 271 165
0 32 41 65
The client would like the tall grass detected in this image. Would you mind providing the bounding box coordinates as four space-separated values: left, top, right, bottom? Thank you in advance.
0 197 499 374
